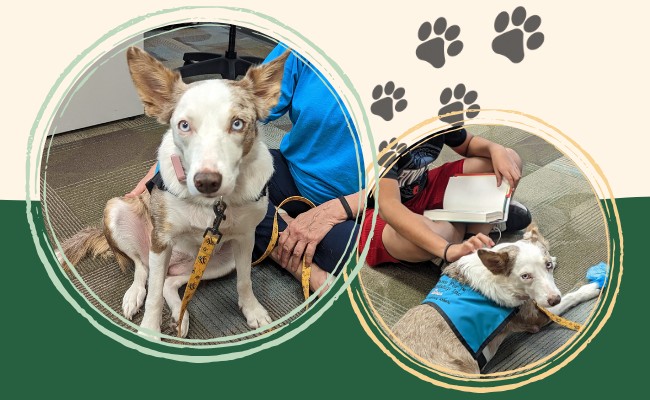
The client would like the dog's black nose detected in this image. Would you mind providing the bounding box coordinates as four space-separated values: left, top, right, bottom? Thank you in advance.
547 295 561 307
194 172 222 194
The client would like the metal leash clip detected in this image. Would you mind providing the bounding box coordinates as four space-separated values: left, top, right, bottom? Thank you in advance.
204 197 227 239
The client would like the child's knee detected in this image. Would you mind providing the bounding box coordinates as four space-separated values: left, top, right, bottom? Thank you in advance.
462 156 494 174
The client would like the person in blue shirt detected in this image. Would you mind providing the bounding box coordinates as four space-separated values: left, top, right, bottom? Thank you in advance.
128 43 364 294
253 44 364 292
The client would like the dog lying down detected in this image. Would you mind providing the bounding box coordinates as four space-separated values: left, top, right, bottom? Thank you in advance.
57 47 288 339
392 224 601 374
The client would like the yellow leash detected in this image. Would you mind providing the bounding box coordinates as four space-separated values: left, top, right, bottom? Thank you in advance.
252 196 316 303
177 196 315 337
177 199 227 337
535 303 583 331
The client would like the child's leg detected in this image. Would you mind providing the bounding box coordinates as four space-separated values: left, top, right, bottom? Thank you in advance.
360 160 468 266
381 218 465 263
366 159 467 263
358 208 464 266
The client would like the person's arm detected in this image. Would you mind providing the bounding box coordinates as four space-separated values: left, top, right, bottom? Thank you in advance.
378 178 493 263
277 189 365 273
125 163 156 198
451 133 521 188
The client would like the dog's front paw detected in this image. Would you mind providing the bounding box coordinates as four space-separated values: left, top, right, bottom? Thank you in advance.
574 282 602 302
123 284 146 320
170 311 190 338
138 318 162 341
240 299 272 329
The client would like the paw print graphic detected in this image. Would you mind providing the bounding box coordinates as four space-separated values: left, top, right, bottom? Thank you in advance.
492 6 544 63
371 82 408 121
377 138 408 167
438 84 480 127
416 17 463 69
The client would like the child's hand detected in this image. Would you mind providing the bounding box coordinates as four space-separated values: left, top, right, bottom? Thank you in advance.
490 146 521 188
446 233 494 263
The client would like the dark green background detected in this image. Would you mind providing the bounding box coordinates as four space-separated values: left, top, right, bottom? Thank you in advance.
2 198 644 398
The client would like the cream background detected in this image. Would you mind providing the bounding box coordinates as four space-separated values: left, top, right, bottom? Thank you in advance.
2 0 648 201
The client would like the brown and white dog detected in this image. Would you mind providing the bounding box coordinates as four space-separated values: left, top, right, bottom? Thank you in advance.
392 224 601 374
57 47 288 339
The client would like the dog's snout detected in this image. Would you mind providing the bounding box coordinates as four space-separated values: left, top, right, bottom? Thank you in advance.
547 295 561 307
194 172 222 194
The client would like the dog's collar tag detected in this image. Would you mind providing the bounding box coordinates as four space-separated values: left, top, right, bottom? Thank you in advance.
170 154 186 183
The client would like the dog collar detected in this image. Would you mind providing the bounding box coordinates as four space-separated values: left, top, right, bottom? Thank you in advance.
422 275 517 370
145 170 268 203
145 170 168 194
145 155 186 196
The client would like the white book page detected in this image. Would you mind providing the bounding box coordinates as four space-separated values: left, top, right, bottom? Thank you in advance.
442 175 510 213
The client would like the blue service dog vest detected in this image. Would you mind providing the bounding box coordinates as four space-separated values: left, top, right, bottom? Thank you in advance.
422 275 517 369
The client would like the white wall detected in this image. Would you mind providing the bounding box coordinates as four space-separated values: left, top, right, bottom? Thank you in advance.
53 37 144 134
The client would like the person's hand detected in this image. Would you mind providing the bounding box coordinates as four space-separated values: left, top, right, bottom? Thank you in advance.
445 233 494 263
490 145 521 188
125 164 157 198
276 200 344 273
125 175 149 198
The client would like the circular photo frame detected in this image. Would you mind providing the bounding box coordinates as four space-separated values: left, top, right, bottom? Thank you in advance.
28 7 372 361
349 111 621 392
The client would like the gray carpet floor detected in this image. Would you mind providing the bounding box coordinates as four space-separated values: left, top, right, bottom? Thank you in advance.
359 125 607 373
42 113 301 343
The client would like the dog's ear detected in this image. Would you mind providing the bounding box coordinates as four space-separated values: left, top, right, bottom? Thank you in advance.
126 46 186 124
523 222 550 249
241 50 289 119
478 246 519 276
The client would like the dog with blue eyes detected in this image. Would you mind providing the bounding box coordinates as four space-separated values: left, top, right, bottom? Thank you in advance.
392 223 602 374
57 47 288 339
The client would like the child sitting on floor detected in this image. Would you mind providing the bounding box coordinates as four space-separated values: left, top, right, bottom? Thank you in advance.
359 127 531 266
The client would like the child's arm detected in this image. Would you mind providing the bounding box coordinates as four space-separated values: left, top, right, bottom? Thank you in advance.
451 133 521 188
378 178 493 262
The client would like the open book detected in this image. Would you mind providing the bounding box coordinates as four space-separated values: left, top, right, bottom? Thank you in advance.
423 174 512 223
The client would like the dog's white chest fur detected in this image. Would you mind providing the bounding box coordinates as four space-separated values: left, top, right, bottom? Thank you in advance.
162 192 267 252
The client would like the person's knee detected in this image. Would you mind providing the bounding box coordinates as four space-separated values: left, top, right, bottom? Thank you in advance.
423 218 465 242
462 156 494 174
314 221 358 274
